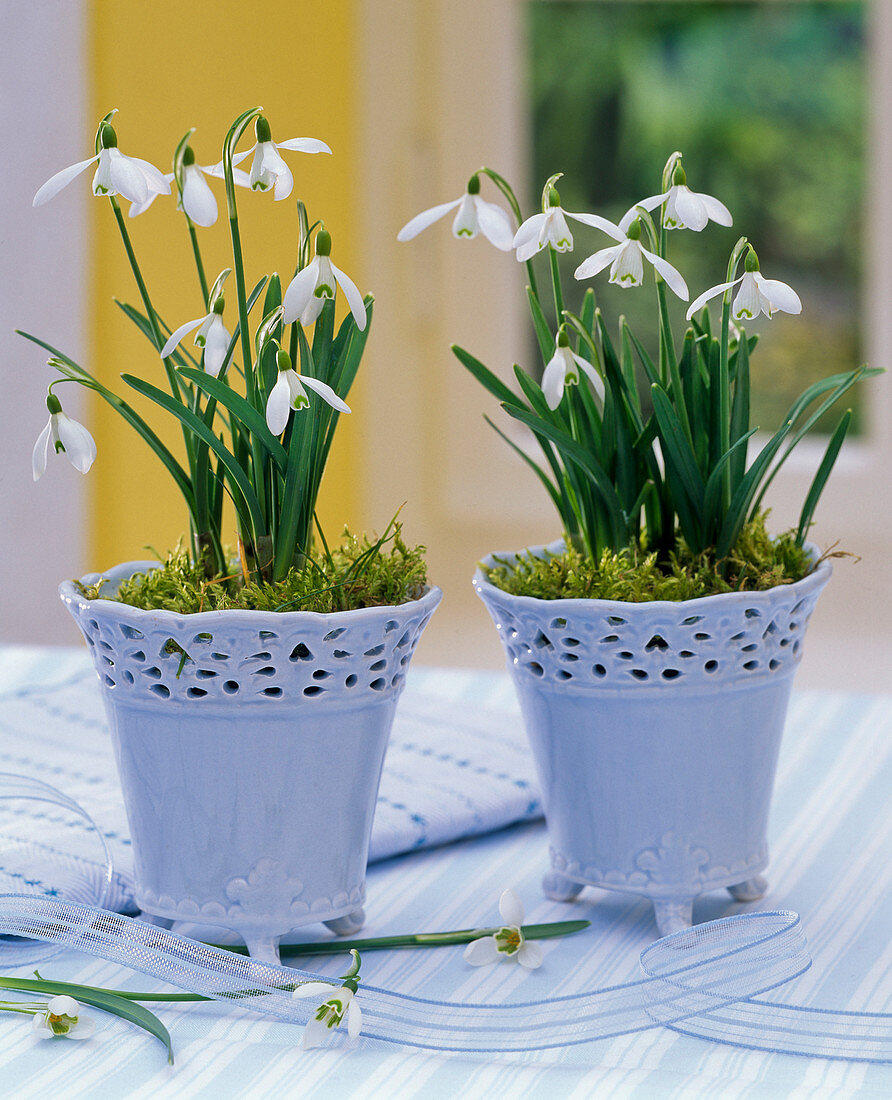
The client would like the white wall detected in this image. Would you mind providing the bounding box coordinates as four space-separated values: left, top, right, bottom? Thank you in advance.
0 0 88 645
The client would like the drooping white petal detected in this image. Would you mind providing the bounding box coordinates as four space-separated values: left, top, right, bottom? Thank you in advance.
266 372 293 435
330 261 368 330
452 194 479 239
203 315 231 376
130 157 170 196
732 272 762 321
472 196 514 250
574 244 621 281
33 154 100 207
55 412 97 473
463 935 501 966
345 996 362 1039
548 208 573 251
128 171 174 217
102 148 149 205
301 1014 332 1050
282 261 320 324
618 203 651 236
160 317 204 359
229 147 254 168
517 941 543 969
641 246 689 300
286 371 311 411
697 191 733 227
181 165 218 227
250 142 294 200
292 981 338 999
574 353 606 402
397 198 463 241
275 136 333 156
666 186 708 231
301 375 351 413
31 419 52 481
272 158 294 201
202 160 251 188
685 277 741 321
512 212 546 251
566 211 626 242
542 355 567 409
754 274 802 316
498 888 525 927
609 239 645 288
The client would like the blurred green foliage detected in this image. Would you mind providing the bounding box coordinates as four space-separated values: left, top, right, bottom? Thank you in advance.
527 0 865 432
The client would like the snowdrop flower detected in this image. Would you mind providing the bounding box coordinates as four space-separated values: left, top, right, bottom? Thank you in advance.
131 144 250 224
513 178 622 262
542 328 605 410
686 248 802 322
574 217 689 301
32 393 97 481
397 173 514 251
266 348 351 436
283 227 367 330
634 162 732 233
230 115 331 201
161 297 231 376
463 888 543 969
31 996 94 1040
293 950 363 1049
33 119 169 209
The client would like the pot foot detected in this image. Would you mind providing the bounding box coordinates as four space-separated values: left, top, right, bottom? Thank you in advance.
727 875 768 902
242 935 282 966
324 908 365 937
542 871 584 903
653 898 694 938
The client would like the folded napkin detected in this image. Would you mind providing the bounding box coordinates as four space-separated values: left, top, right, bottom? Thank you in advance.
0 662 539 913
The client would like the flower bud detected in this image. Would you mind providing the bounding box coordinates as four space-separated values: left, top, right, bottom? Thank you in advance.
315 227 332 257
626 217 642 241
672 163 687 186
182 145 195 167
213 296 225 315
466 173 481 196
276 348 292 373
255 116 272 144
547 186 561 208
745 248 760 273
556 326 570 348
99 122 117 150
46 392 63 415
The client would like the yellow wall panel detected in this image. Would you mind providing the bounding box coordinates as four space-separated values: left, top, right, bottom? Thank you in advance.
88 0 358 568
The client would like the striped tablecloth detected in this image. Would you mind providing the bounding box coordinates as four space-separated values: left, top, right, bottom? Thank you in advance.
0 646 890 1098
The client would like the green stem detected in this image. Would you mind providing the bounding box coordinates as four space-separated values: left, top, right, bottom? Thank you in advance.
549 246 564 326
188 222 209 305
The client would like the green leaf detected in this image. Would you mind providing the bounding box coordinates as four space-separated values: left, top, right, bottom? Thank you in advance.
797 409 853 545
122 374 264 534
729 327 751 492
527 285 554 366
177 367 288 473
452 344 522 407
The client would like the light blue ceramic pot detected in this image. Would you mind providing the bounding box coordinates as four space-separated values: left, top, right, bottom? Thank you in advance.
61 562 441 962
474 542 830 938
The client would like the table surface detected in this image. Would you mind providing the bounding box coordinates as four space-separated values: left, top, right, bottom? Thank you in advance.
0 646 890 1099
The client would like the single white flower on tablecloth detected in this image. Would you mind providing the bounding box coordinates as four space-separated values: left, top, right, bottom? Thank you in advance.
228 115 331 202
463 888 543 969
513 177 622 262
633 159 732 233
293 949 363 1049
33 117 169 210
686 249 802 322
265 348 351 436
161 299 231 376
283 227 367 330
574 216 689 301
397 174 514 251
32 393 97 481
31 996 95 1040
542 329 605 410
